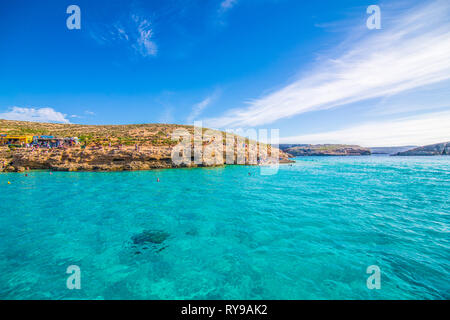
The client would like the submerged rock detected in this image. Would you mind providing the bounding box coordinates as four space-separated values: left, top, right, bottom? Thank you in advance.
131 230 169 245
185 229 198 236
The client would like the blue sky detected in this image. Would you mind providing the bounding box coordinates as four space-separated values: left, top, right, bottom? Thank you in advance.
0 0 449 146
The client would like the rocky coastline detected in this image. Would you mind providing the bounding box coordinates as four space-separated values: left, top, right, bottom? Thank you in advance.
0 120 292 172
0 145 292 172
394 142 449 156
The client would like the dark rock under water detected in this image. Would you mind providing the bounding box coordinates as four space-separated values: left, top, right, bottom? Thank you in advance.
131 230 170 245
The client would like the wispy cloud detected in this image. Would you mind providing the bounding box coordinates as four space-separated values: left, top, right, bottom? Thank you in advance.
158 106 175 124
0 107 70 123
187 97 212 123
279 110 450 147
365 96 450 117
130 15 157 57
206 0 450 128
69 110 95 119
90 13 157 58
219 0 238 14
187 90 221 123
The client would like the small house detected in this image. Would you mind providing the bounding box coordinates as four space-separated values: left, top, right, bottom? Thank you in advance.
0 134 34 145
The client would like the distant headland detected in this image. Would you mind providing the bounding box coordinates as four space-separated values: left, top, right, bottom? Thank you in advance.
279 144 371 156
394 142 450 156
280 142 450 157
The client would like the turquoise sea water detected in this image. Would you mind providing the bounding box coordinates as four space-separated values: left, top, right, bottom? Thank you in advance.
0 156 449 299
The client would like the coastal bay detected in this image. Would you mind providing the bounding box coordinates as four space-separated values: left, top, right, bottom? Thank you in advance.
1 156 448 299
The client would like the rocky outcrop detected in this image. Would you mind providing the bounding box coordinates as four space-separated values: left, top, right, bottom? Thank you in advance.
279 144 371 156
0 119 293 171
395 142 450 156
0 144 292 172
0 119 294 172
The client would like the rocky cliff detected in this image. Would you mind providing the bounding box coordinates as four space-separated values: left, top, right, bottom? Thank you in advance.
0 120 292 172
394 142 450 156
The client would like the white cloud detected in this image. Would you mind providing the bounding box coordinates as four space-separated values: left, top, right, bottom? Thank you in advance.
131 15 157 57
187 97 212 123
279 110 450 147
116 27 129 41
219 0 238 13
91 14 157 58
0 107 70 124
187 90 221 123
206 1 450 128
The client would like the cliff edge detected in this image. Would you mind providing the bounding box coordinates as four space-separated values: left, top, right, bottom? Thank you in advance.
0 119 292 172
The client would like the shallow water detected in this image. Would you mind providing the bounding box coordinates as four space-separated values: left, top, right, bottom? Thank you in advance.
0 156 449 299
